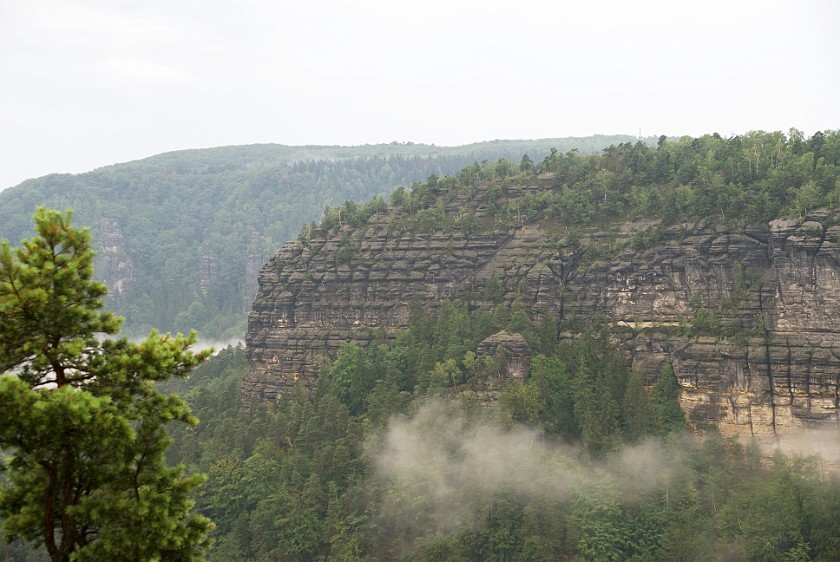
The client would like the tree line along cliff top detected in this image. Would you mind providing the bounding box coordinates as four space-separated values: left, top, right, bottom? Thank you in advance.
309 131 840 244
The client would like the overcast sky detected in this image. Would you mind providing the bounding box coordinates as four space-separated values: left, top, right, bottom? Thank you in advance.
1 0 838 190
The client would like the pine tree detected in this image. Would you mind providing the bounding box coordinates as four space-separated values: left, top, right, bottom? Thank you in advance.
0 208 213 562
622 371 653 442
651 364 686 434
572 340 621 458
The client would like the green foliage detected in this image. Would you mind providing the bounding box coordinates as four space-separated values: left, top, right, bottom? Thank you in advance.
688 291 720 335
572 480 633 562
6 130 838 342
330 342 375 416
411 535 469 562
335 235 357 266
499 379 542 426
651 364 687 433
455 209 480 235
572 343 622 459
508 299 531 337
10 131 840 561
139 301 840 562
323 198 389 233
160 346 369 562
622 371 655 442
497 327 688 460
533 314 558 356
629 224 664 251
4 139 632 339
484 276 506 303
484 183 505 214
494 131 840 232
529 354 575 435
0 208 212 562
519 154 535 174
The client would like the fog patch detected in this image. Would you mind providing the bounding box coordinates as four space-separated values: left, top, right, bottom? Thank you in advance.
369 400 689 537
192 338 244 354
775 427 840 472
127 335 243 354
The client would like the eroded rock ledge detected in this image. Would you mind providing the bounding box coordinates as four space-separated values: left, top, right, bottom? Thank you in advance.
245 200 840 442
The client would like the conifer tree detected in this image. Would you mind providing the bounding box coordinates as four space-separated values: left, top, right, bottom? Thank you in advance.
572 340 621 458
0 208 212 562
651 364 686 433
622 371 653 442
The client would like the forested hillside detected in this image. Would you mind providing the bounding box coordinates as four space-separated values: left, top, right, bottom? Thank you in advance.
207 128 840 560
246 129 840 438
163 323 839 560
5 129 840 561
6 335 840 561
0 136 647 339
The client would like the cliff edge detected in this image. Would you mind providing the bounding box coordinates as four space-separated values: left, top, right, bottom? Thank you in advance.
245 148 840 443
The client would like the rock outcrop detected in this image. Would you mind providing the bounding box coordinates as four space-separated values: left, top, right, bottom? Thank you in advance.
93 219 134 297
476 331 532 381
244 181 840 443
198 254 219 298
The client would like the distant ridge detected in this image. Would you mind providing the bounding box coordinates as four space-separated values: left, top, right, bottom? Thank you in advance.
0 135 653 339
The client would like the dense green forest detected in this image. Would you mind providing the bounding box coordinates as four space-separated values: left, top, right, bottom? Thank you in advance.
185 128 840 561
0 136 646 340
9 303 825 562
365 130 840 238
173 293 840 561
0 209 212 562
5 129 840 561
6 332 840 561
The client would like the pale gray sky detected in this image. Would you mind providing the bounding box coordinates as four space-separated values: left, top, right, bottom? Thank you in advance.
1 0 838 189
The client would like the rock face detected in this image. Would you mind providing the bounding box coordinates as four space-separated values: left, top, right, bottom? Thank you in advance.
476 331 532 381
93 219 134 297
198 254 219 298
244 211 541 400
244 183 840 442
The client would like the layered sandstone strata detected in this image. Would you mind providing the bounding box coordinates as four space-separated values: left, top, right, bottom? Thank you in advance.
244 185 840 441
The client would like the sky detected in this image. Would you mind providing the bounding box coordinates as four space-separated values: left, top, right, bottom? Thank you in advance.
1 0 838 190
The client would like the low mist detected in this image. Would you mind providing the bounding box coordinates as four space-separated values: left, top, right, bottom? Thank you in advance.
193 338 244 354
775 428 840 472
368 400 689 536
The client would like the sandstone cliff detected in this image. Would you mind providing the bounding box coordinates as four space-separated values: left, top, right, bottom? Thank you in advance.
244 180 840 443
93 218 134 297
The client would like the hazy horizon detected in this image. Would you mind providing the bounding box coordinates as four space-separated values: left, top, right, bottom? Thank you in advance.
2 0 838 190
0 132 660 189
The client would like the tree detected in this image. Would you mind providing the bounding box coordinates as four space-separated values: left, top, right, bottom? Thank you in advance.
329 342 374 416
519 153 535 173
622 371 653 442
572 341 621 458
528 354 574 435
651 364 686 434
411 535 469 562
0 208 213 562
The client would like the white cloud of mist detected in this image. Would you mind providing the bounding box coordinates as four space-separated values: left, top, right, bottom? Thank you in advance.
368 400 689 536
369 400 840 546
775 428 840 473
191 338 244 355
125 335 243 355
